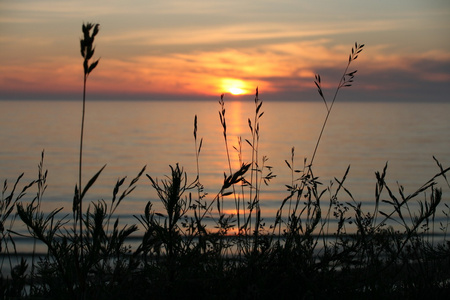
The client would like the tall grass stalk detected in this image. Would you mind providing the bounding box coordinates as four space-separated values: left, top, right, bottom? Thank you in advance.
219 89 276 256
246 88 263 238
193 115 204 214
75 22 101 296
218 95 237 217
274 43 364 238
311 42 364 166
77 22 100 239
28 151 47 291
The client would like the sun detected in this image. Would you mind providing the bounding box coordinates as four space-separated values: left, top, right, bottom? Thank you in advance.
221 78 249 96
229 87 245 95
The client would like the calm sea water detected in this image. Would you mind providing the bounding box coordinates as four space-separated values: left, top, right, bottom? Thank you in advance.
1 100 450 241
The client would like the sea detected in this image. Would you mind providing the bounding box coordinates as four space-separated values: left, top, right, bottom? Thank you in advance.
1 99 450 254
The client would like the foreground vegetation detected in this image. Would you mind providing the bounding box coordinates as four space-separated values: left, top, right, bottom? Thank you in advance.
1 24 449 300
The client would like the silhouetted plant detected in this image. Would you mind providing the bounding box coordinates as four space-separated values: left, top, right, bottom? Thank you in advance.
0 168 36 297
76 22 101 259
273 43 364 246
74 22 102 295
219 89 276 260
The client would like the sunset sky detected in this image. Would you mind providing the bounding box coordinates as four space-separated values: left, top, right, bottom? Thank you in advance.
0 0 449 101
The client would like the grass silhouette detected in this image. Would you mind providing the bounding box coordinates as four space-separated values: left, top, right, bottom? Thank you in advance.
77 24 102 289
0 24 449 299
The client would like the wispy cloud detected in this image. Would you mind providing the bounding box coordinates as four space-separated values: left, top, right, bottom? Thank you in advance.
0 0 449 101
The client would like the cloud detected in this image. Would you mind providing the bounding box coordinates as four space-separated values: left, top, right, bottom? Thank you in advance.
0 0 449 101
1 37 449 102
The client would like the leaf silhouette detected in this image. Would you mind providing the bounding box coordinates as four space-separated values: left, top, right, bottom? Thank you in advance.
88 59 100 74
80 164 106 200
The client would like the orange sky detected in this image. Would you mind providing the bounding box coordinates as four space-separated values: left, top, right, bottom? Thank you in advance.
0 0 449 101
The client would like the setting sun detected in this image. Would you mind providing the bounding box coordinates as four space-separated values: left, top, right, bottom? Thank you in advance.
221 78 250 95
229 87 244 95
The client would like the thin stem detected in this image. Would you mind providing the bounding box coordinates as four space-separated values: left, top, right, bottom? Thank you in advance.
309 43 363 168
248 90 260 234
224 131 234 210
79 73 87 257
309 62 351 168
219 96 238 220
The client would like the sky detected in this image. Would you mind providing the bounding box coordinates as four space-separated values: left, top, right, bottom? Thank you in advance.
0 0 449 101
